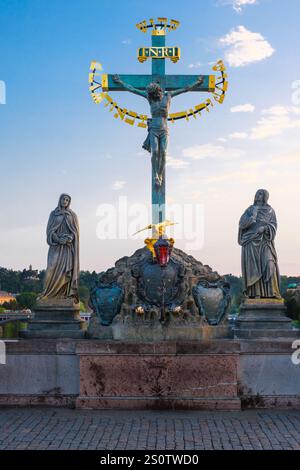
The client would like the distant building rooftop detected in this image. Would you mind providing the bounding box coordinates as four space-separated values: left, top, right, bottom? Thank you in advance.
0 291 16 305
287 283 300 289
21 265 40 282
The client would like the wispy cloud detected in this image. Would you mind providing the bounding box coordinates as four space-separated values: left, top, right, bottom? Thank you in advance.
204 169 259 184
211 153 300 184
167 157 190 169
220 26 275 67
226 106 300 141
250 106 300 140
111 180 126 190
122 39 132 45
230 103 255 113
188 62 203 69
183 143 244 160
180 156 279 188
229 132 249 139
219 0 259 13
271 149 300 165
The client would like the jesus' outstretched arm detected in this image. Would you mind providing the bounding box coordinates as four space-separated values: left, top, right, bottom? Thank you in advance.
112 74 147 98
169 76 204 98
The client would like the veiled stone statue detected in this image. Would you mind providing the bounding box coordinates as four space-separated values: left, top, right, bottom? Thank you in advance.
238 189 281 299
41 193 80 302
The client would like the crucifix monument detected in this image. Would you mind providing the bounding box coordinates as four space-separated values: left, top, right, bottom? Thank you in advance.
89 17 227 230
87 18 231 340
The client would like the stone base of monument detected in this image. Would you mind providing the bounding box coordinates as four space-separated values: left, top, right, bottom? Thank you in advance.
75 341 241 410
21 298 86 339
88 310 232 342
234 299 299 340
111 316 232 342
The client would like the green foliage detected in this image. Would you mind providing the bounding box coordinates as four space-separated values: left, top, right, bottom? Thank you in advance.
79 271 98 309
16 292 38 310
79 271 98 290
0 267 22 292
0 267 97 309
283 291 300 321
224 275 300 314
78 286 90 309
2 300 18 310
224 274 243 313
0 267 43 293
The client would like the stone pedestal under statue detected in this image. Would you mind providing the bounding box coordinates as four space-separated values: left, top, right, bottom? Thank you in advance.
234 299 299 339
21 298 85 339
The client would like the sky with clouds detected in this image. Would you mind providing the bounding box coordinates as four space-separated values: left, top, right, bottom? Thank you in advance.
0 0 300 276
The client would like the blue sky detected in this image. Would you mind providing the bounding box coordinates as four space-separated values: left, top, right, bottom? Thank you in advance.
1 0 300 275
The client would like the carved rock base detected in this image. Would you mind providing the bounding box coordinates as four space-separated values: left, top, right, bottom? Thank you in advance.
87 246 230 340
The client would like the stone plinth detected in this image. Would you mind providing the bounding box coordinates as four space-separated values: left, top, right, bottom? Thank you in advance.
76 341 241 410
21 298 85 339
112 317 232 342
234 299 299 339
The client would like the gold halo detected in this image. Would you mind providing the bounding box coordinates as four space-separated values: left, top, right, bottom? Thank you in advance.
89 60 228 127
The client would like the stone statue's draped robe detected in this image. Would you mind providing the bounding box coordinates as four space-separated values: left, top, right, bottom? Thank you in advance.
42 207 79 300
238 204 280 298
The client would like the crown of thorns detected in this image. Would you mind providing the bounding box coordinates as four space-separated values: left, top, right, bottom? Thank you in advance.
146 82 163 93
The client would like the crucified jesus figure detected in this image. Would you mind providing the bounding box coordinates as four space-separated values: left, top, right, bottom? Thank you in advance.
112 75 203 187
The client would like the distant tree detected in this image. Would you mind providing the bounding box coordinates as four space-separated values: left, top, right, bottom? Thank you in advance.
79 271 98 290
78 285 90 309
224 274 244 312
284 292 300 321
16 292 38 310
2 300 18 310
223 274 300 312
21 280 43 294
0 267 22 292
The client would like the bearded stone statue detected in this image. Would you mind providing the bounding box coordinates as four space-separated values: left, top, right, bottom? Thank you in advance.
238 189 281 299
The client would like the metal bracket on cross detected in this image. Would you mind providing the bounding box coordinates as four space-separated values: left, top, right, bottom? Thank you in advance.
89 17 228 127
